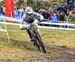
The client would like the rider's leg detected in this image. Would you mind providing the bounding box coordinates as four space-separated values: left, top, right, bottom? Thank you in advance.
26 28 35 42
26 29 32 39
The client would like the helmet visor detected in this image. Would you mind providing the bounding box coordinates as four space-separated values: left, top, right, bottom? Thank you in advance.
26 12 33 16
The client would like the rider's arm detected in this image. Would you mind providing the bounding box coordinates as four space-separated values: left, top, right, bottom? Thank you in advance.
33 12 44 21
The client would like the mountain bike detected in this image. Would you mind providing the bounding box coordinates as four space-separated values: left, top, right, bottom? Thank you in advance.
29 24 46 53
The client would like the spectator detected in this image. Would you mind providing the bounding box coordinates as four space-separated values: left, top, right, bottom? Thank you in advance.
14 7 19 18
34 8 39 13
51 12 58 23
2 6 5 16
59 11 65 21
42 9 49 19
67 0 74 10
0 6 2 14
39 8 44 14
48 9 54 20
72 7 75 14
18 5 24 19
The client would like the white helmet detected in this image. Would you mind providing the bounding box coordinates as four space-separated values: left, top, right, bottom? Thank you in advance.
25 7 33 14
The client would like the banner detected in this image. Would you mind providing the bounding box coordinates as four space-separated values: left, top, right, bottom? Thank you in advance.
5 0 14 17
11 0 14 17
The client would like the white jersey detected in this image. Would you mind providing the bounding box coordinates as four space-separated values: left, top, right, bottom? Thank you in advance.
20 12 44 29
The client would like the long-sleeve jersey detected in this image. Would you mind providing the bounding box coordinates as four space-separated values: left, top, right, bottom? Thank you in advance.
20 12 44 29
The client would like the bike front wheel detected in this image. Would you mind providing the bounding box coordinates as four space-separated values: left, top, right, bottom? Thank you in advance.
35 32 46 53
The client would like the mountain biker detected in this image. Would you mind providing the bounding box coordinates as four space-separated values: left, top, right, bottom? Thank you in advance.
20 6 44 41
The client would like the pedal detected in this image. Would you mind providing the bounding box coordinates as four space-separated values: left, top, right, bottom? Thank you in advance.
31 40 36 46
31 39 35 42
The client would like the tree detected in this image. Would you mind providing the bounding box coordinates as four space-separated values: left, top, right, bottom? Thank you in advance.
16 0 24 7
27 0 42 9
0 1 4 6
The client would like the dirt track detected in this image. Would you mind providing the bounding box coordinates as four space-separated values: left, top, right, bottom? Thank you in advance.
0 38 75 62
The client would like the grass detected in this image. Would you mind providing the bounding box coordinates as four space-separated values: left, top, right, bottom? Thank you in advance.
40 29 75 48
0 24 75 48
0 24 75 62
